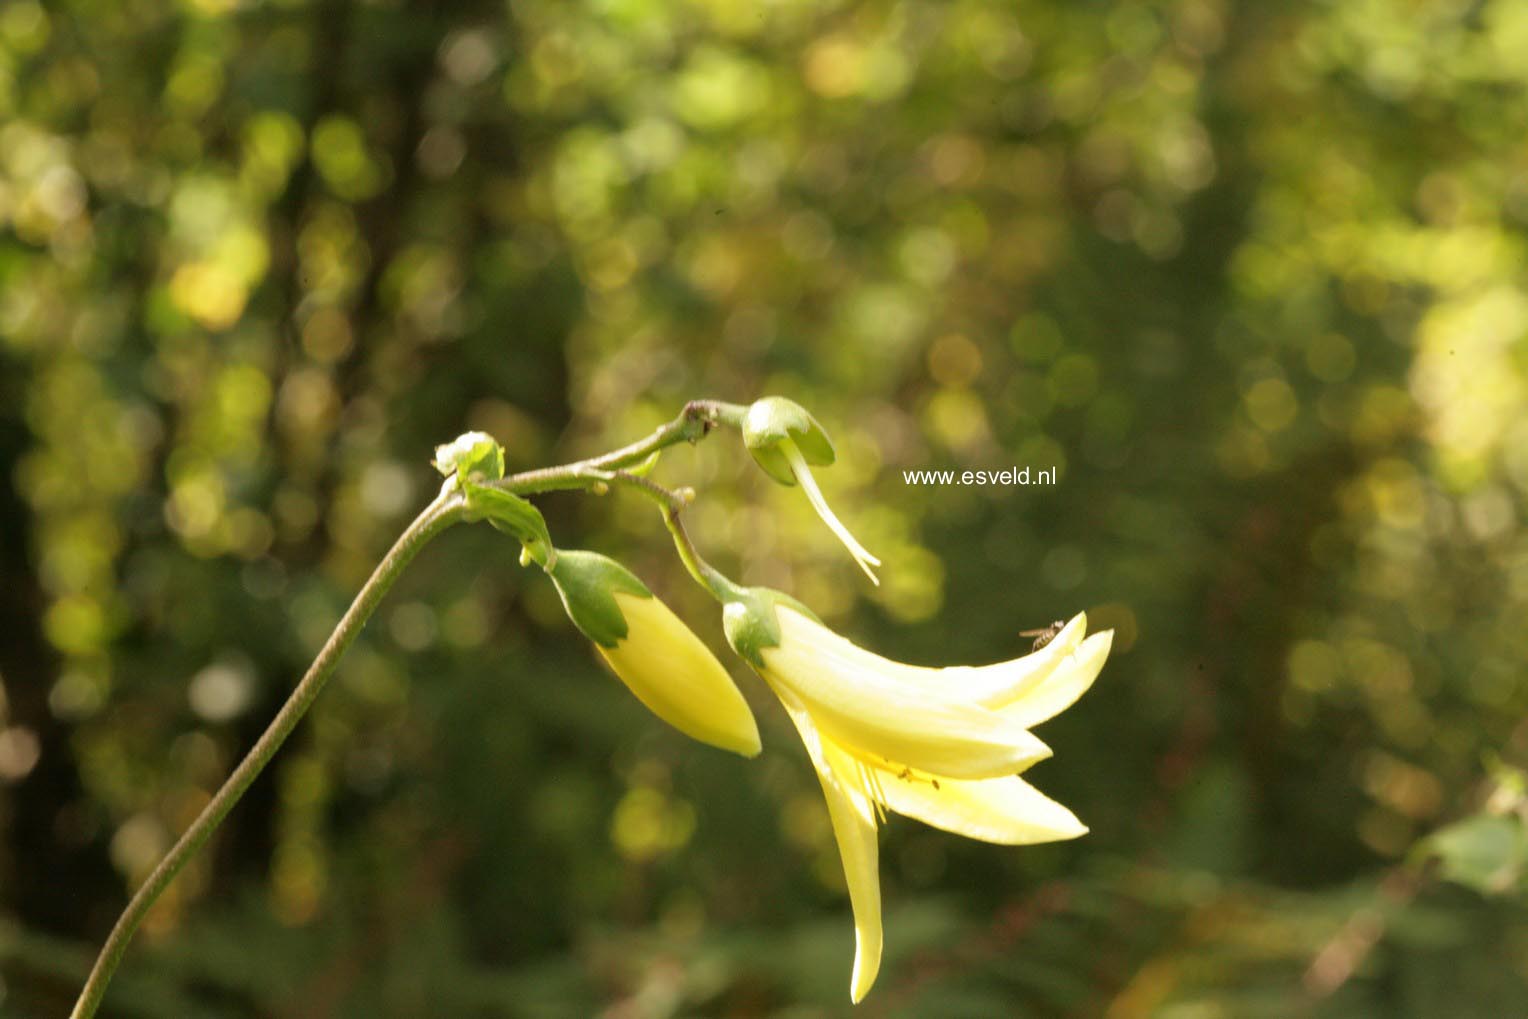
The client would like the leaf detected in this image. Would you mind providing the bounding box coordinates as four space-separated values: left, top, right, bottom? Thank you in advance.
462 481 554 567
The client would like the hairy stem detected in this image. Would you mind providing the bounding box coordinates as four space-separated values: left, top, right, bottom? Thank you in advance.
70 489 466 1019
500 399 745 495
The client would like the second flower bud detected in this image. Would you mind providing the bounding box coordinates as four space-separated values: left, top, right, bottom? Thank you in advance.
547 550 761 758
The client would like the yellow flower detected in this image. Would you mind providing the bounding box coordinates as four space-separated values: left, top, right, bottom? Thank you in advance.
550 550 761 757
724 595 1111 1002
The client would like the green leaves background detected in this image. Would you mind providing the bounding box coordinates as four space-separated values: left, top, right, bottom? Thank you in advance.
2 0 1527 1015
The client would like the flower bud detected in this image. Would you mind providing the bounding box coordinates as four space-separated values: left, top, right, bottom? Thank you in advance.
433 431 555 568
432 431 504 482
549 550 761 757
741 397 880 584
741 396 836 486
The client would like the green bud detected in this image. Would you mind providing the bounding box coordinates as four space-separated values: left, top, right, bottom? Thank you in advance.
547 550 653 648
741 396 836 486
433 431 505 482
433 432 553 567
721 585 822 667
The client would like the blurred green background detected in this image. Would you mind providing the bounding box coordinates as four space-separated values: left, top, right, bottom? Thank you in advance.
3 0 1527 1015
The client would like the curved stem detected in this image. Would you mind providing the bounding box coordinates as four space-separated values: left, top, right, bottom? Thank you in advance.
72 398 750 1016
490 400 750 602
590 469 739 602
661 505 739 602
500 399 745 495
70 489 466 1019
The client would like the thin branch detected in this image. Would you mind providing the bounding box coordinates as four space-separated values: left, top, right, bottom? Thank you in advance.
71 398 750 1016
70 488 466 1019
500 399 744 495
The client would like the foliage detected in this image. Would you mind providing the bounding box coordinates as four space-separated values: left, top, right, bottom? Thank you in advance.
2 0 1527 1015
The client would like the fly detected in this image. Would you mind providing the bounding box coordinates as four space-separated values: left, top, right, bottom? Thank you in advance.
1020 619 1065 651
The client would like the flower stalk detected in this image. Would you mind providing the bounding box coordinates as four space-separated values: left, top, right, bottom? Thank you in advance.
70 487 465 1019
70 399 744 1019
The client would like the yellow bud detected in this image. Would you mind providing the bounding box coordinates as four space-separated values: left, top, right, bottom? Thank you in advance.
599 591 761 758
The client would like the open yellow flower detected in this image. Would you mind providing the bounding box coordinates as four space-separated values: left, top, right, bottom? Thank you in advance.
724 593 1111 1002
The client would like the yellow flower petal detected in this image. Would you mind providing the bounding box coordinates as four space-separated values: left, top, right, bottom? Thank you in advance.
761 608 1051 779
779 692 883 1003
877 770 1088 845
742 593 1110 1001
600 591 762 757
1002 630 1113 730
931 613 1089 708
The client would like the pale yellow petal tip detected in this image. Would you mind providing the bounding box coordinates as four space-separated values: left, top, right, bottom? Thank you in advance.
1051 805 1090 841
1032 804 1089 843
858 556 882 587
781 440 882 586
849 940 882 1004
1014 731 1054 771
682 706 762 758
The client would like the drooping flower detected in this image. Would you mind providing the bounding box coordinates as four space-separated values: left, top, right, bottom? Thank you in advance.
549 550 761 757
723 590 1111 1001
742 397 882 585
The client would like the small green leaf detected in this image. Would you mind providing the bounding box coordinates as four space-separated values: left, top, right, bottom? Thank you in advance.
462 481 554 567
626 450 663 477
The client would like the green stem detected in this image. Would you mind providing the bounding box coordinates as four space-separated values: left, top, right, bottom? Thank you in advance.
70 489 466 1019
500 399 745 496
585 468 740 603
661 504 740 602
491 400 749 602
72 399 751 1016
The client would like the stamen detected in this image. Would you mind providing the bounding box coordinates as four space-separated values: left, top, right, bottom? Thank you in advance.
857 759 889 823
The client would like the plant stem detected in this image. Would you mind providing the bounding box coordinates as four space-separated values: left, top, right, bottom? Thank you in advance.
660 504 740 602
70 489 466 1019
593 469 739 602
500 399 745 495
491 401 749 601
72 398 748 1017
